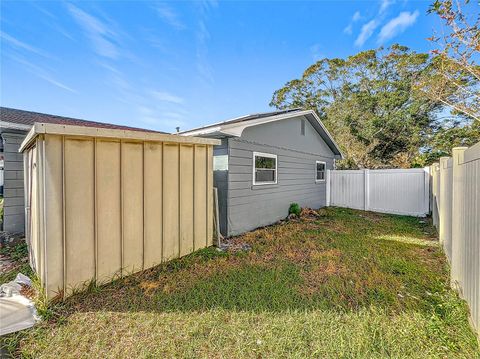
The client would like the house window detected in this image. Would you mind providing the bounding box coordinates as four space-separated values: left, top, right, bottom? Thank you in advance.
316 161 326 182
301 119 306 136
253 152 277 185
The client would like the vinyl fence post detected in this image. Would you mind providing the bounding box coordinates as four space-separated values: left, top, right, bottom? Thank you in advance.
364 169 369 211
451 147 467 292
326 169 331 207
431 163 440 229
438 158 449 245
423 166 430 216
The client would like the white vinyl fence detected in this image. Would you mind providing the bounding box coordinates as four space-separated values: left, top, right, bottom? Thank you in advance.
327 168 430 217
431 143 480 333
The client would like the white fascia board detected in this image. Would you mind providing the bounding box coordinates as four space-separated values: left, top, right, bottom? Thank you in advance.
0 121 31 131
222 110 343 158
221 110 313 136
179 126 222 137
179 109 343 158
306 111 344 159
183 110 313 138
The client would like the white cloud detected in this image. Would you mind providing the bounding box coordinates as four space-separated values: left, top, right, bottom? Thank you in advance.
155 3 185 29
67 4 119 59
344 11 362 35
138 106 186 130
379 0 394 14
352 11 362 22
343 24 353 35
355 19 379 47
195 1 216 85
151 90 184 104
37 73 77 93
0 31 54 59
8 55 76 93
378 10 419 43
310 44 324 61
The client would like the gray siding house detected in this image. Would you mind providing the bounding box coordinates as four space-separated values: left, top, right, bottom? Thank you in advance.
0 107 161 234
181 109 343 237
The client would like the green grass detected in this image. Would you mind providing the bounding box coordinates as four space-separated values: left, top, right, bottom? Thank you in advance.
0 241 32 283
1 207 479 358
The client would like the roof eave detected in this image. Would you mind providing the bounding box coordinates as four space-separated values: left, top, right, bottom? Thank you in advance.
181 109 344 158
304 111 344 159
181 110 310 137
19 122 221 153
0 121 31 132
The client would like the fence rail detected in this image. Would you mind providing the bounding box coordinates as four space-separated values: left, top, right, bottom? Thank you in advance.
431 143 480 334
327 168 430 217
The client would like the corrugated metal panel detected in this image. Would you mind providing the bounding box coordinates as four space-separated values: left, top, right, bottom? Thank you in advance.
22 123 219 298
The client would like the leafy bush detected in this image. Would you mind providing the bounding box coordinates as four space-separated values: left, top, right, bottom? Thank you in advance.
289 203 301 216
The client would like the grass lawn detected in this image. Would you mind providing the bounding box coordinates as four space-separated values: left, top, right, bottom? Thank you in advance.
1 207 479 358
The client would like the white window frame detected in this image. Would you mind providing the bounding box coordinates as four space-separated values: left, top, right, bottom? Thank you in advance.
252 151 277 185
315 160 326 182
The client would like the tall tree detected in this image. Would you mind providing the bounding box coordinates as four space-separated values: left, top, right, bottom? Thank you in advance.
424 0 480 121
407 0 480 166
271 45 443 168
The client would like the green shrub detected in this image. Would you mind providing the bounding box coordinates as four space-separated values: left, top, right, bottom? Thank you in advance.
289 203 301 216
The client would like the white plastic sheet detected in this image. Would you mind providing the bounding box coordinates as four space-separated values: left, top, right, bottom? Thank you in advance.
0 273 39 336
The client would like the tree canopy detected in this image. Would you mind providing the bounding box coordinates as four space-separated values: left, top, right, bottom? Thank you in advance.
426 0 479 121
270 45 478 168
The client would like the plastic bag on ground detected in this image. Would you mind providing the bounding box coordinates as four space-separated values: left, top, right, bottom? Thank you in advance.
0 273 40 336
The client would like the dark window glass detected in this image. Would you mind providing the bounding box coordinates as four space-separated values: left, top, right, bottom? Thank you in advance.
255 156 275 169
255 170 275 182
254 154 276 183
316 162 325 180
301 120 305 136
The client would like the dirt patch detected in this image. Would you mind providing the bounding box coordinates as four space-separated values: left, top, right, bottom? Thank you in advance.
139 280 161 295
136 256 246 296
410 246 444 267
300 207 324 220
299 258 348 296
357 211 386 222
0 253 17 273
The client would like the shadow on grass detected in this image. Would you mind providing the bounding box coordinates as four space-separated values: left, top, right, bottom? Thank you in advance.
5 208 479 358
53 208 449 318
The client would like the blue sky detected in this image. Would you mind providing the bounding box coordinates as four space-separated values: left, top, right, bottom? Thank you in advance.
1 1 442 132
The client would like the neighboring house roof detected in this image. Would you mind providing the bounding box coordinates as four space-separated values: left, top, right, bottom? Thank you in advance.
180 109 343 158
0 107 164 133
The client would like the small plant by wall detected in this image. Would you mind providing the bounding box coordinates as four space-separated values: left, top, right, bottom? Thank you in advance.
289 203 301 217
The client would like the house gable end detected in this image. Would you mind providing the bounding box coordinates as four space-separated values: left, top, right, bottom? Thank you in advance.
238 115 335 157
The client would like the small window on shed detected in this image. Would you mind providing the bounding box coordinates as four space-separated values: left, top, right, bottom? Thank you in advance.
301 119 306 136
316 161 326 182
253 152 277 185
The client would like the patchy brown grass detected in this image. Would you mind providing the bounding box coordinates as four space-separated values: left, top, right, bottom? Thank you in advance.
2 207 479 358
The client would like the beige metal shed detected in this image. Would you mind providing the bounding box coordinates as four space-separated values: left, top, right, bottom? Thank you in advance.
19 123 220 298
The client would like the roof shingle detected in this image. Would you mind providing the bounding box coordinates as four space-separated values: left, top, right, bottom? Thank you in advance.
0 107 164 133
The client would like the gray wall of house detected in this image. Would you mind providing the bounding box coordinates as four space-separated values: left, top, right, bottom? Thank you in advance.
1 131 27 233
213 138 228 236
224 115 336 237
